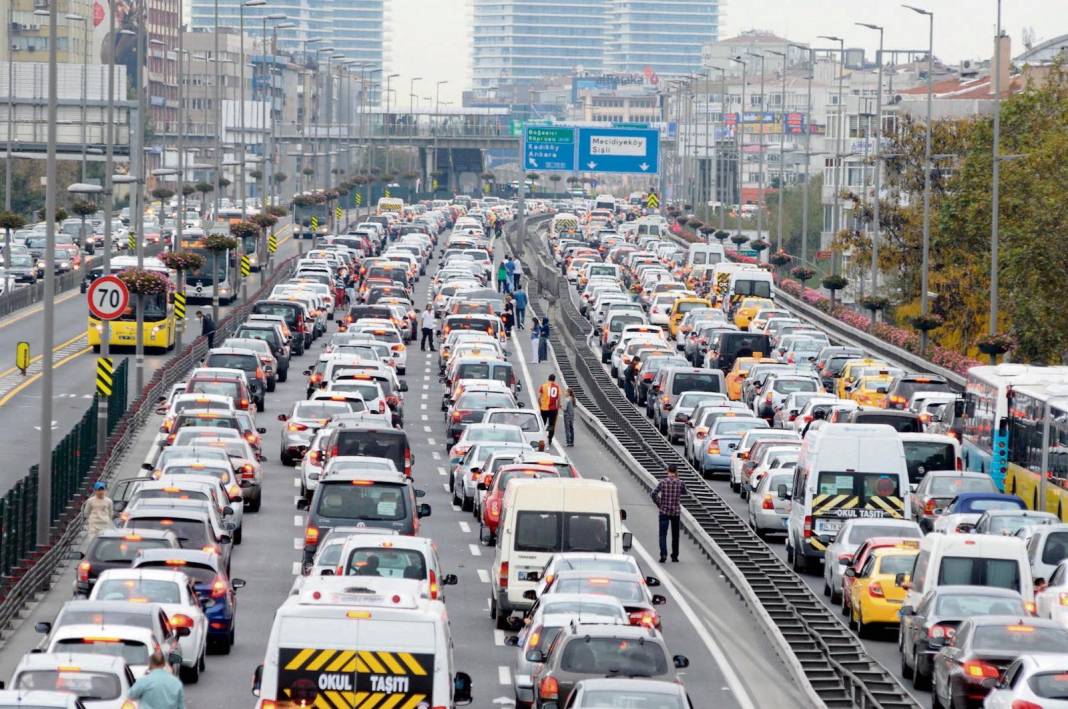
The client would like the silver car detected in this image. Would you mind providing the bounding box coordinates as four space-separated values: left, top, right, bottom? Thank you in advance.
665 391 729 444
822 517 922 605
747 470 793 538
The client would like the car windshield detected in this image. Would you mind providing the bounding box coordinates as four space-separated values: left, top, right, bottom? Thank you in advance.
315 482 408 521
89 537 173 562
344 548 426 579
962 498 1026 513
126 518 208 547
294 402 351 419
187 380 241 399
515 512 610 553
934 593 1026 617
938 557 1021 590
95 578 182 603
487 412 540 432
671 373 721 395
17 669 122 701
466 428 523 443
774 379 818 394
54 638 150 666
876 553 917 576
137 562 217 585
987 514 1051 535
1042 532 1068 565
579 689 685 708
541 599 624 619
1029 672 1068 700
205 354 255 371
973 625 1068 653
560 637 668 676
903 442 957 483
456 393 514 410
928 476 997 496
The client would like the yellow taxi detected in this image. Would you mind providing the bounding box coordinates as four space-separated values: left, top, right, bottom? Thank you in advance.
725 355 766 401
849 373 896 407
835 358 890 399
667 297 713 338
733 296 775 330
848 542 919 637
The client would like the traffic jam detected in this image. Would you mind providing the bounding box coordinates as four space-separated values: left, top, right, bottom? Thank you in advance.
546 195 1068 709
0 195 710 709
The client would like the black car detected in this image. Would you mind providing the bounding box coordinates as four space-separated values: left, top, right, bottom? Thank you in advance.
72 527 180 597
885 373 953 410
708 332 771 373
234 323 290 382
251 300 310 353
322 418 414 477
204 348 268 411
931 616 1068 708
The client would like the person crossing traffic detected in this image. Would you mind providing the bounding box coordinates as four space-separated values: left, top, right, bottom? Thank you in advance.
538 373 562 445
652 464 687 563
420 304 437 352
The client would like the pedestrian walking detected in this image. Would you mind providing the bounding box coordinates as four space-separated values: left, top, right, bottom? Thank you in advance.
512 256 523 290
420 304 436 352
196 310 216 349
623 356 640 403
530 317 540 360
538 374 562 445
513 286 528 329
504 257 516 293
497 261 509 293
83 481 114 538
502 296 514 336
651 464 687 563
128 650 185 709
562 387 576 447
538 318 550 363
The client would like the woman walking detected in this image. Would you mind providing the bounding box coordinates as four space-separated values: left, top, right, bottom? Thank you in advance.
497 260 510 293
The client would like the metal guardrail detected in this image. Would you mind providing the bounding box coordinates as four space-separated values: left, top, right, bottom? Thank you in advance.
0 253 297 640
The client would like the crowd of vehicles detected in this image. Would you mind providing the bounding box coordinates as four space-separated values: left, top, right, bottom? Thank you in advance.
546 198 1068 708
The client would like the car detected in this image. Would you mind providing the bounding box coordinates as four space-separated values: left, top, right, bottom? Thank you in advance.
696 415 768 477
909 471 1000 532
203 348 268 411
933 493 1028 534
130 548 246 653
968 509 1058 536
533 569 667 630
71 528 180 597
846 543 920 637
898 586 1029 690
9 653 136 709
983 654 1068 708
334 532 457 600
823 518 921 606
481 408 548 448
0 690 85 709
448 422 527 466
277 399 352 466
445 388 518 446
747 469 793 538
563 678 693 708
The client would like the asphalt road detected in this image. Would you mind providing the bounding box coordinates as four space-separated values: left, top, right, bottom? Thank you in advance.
0 226 809 709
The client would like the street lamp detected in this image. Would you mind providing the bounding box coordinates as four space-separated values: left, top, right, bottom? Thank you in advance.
385 73 400 175
789 43 815 263
904 4 935 352
707 66 727 231
857 22 885 295
990 0 1004 353
766 48 788 253
819 35 845 276
746 52 766 244
64 13 90 181
728 56 747 240
237 0 268 222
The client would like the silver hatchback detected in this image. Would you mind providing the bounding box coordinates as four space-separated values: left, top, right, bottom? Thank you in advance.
747 470 793 538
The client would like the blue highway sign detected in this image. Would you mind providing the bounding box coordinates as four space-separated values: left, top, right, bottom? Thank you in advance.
523 125 576 172
577 126 660 175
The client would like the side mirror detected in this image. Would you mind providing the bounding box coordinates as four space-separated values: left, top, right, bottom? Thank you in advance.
222 506 234 517
256 427 267 434
840 554 854 565
141 463 154 471
223 521 237 533
900 605 915 616
645 575 661 587
525 649 545 664
252 664 263 697
523 589 538 601
417 503 432 518
296 497 309 511
622 531 633 551
517 401 526 408
113 500 127 513
504 635 519 647
844 568 856 578
956 523 976 534
302 369 312 376
34 621 52 634
673 654 690 669
620 509 627 521
477 482 487 491
442 573 458 586
232 578 247 590
651 594 667 606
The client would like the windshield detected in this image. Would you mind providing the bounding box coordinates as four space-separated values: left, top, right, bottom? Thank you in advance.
973 625 1068 653
117 292 167 322
456 393 514 410
515 512 610 553
579 689 684 708
467 428 523 443
671 373 721 395
560 637 668 676
816 472 902 502
1029 672 1068 700
929 476 997 497
774 379 818 394
294 402 352 419
205 354 255 372
315 482 408 521
938 557 1021 590
17 670 122 701
554 577 645 603
95 578 182 603
487 412 540 432
714 419 767 436
876 553 918 576
186 247 228 281
904 442 957 483
89 537 173 562
934 592 1026 617
987 514 1052 535
734 279 772 298
344 548 426 578
187 380 241 399
54 638 150 666
126 518 208 547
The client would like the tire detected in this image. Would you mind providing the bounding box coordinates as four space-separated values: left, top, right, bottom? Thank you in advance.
452 482 462 507
930 679 944 709
234 526 243 545
267 379 276 393
913 655 932 691
281 450 294 467
461 487 472 512
494 606 511 631
256 398 265 413
822 578 831 597
247 490 262 513
278 368 288 383
180 661 200 683
856 608 870 638
730 479 740 493
900 646 914 680
830 585 841 604
669 435 680 444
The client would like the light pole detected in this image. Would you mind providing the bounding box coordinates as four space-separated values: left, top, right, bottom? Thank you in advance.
385 73 399 176
708 66 727 231
213 0 222 224
4 0 14 211
990 0 1004 352
790 43 814 262
819 35 845 276
857 22 884 294
269 22 296 211
745 52 766 244
238 0 267 221
728 57 747 239
904 4 934 352
766 49 788 252
409 77 422 173
131 3 149 394
65 13 90 181
69 183 105 447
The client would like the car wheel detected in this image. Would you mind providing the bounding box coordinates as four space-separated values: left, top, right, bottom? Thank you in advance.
278 368 288 383
256 398 265 413
452 482 462 507
822 577 831 597
829 584 841 604
930 679 943 709
461 487 472 512
281 450 294 467
856 608 870 638
180 660 200 683
199 651 206 672
669 434 679 444
913 654 932 691
248 491 262 513
234 526 243 545
900 646 914 680
267 379 276 393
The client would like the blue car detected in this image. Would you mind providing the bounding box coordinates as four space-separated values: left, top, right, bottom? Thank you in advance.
132 548 246 653
937 492 1026 533
698 416 768 478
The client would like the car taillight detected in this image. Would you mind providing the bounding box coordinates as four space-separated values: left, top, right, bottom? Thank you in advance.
927 624 956 641
451 410 464 421
762 495 774 510
429 569 439 600
310 373 323 384
628 610 658 627
391 344 405 353
706 440 720 455
803 415 812 423
1011 701 1044 709
404 448 412 477
304 525 319 547
244 431 258 444
288 422 308 432
211 577 227 598
239 398 250 409
924 499 938 515
487 498 501 521
165 432 176 445
867 581 885 598
803 515 813 539
160 417 174 433
695 427 707 439
963 660 1000 680
890 395 906 408
78 561 91 583
642 372 653 381
170 613 194 629
956 457 964 471
386 395 399 409
538 676 559 700
256 367 265 380
499 561 509 589
240 463 256 479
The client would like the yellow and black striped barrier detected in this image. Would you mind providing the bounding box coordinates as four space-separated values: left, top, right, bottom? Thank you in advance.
310 216 319 232
240 256 251 278
174 292 186 320
96 357 114 397
268 233 278 254
354 192 362 207
128 233 136 251
335 206 343 220
646 192 660 208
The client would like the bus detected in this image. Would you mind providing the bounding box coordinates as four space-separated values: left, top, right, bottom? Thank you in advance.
214 207 260 271
87 256 177 352
180 229 237 304
1005 383 1068 517
961 364 1068 489
377 197 404 216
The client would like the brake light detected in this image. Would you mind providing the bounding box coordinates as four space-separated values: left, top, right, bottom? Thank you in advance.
803 515 813 539
288 422 308 432
487 498 501 521
956 457 964 471
499 561 509 589
169 613 194 629
706 440 720 455
160 417 174 433
304 525 320 547
307 450 321 466
695 427 707 439
762 495 774 510
255 367 265 380
867 581 885 598
240 463 256 479
310 373 323 385
924 499 938 515
429 569 439 600
642 372 653 381
391 344 406 353
211 577 227 598
78 561 91 583
538 676 559 700
628 610 658 627
404 447 412 477
451 411 464 421
963 660 1000 680
239 398 250 409
1011 701 1044 709
244 431 258 445
927 623 956 641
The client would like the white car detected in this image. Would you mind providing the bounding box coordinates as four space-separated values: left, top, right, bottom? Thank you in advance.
349 324 408 374
89 569 207 682
984 654 1068 708
9 653 135 709
43 623 172 679
481 408 547 449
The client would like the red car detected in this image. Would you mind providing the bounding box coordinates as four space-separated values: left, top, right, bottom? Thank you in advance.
478 464 560 543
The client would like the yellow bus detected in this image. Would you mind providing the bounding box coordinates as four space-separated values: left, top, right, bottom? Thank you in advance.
87 256 178 352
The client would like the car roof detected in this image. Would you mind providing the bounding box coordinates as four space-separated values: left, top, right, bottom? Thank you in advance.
14 652 129 672
133 548 221 568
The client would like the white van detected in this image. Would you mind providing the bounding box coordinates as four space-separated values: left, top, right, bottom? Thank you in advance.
899 432 963 490
726 268 774 310
254 579 472 708
490 478 630 628
786 424 911 572
687 243 726 269
550 213 580 239
903 533 1034 610
594 194 616 212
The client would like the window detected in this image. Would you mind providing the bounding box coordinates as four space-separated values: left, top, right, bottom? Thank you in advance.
514 512 611 553
938 556 1021 591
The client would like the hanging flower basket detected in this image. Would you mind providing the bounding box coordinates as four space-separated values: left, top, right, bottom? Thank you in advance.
159 251 205 272
118 268 171 296
323 189 340 201
204 233 239 252
292 195 315 209
686 218 704 230
814 249 832 261
252 213 278 229
790 266 816 283
713 230 730 243
768 250 792 267
676 215 689 226
266 205 288 217
858 295 890 312
749 239 770 253
822 274 848 292
909 313 945 332
698 225 715 236
229 221 259 240
729 234 748 247
976 332 1017 356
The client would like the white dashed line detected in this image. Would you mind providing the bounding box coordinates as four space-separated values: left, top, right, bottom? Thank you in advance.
293 538 302 550
493 630 507 646
432 451 441 460
442 483 450 493
420 403 428 410
477 568 490 583
293 515 304 527
292 477 301 487
459 521 471 534
437 466 447 476
420 414 429 421
427 438 437 445
421 392 428 400
498 666 511 685
291 561 302 575
468 544 482 557
423 425 432 432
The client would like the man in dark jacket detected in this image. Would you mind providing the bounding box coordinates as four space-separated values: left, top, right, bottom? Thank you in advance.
197 310 217 349
624 356 640 402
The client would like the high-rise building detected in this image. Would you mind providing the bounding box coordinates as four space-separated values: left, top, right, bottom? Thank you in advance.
605 0 720 75
471 0 608 93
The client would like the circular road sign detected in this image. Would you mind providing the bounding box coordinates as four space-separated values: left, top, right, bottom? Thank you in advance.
87 274 130 321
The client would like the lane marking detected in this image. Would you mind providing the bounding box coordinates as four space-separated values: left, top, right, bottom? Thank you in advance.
420 403 428 410
477 568 490 583
497 666 511 685
420 414 428 421
292 477 301 488
459 521 471 534
291 561 301 575
293 515 304 527
493 630 507 646
468 543 481 557
423 425 432 432
293 538 302 550
432 451 441 460
442 483 450 493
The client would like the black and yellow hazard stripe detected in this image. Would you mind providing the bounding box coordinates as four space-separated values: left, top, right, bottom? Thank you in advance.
280 691 431 709
96 356 114 397
174 292 186 319
811 494 860 516
240 256 251 278
268 233 279 253
336 206 343 220
310 216 320 231
865 495 906 518
283 648 428 676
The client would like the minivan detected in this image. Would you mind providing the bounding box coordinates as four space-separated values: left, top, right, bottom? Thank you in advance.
251 300 309 354
322 419 414 477
708 332 772 373
903 533 1034 610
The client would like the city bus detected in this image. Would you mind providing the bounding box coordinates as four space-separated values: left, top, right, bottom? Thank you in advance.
1005 382 1068 517
961 364 1068 489
87 256 177 352
377 197 404 216
180 229 237 304
215 206 260 271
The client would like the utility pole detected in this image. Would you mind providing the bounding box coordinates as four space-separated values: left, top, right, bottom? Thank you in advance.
819 36 845 277
98 0 118 454
767 49 788 253
905 4 935 353
133 7 146 394
858 22 885 294
213 0 222 225
729 57 747 239
746 52 766 243
4 0 13 212
990 0 1003 350
797 46 815 264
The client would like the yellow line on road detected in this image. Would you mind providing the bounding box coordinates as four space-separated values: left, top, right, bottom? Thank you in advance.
0 331 88 381
0 344 93 407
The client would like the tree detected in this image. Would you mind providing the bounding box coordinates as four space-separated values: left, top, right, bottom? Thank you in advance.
549 174 562 195
249 169 263 180
0 211 27 262
150 187 175 202
181 184 196 197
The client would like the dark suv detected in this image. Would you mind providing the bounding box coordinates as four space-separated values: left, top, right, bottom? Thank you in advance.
234 323 290 382
72 527 180 597
204 348 267 411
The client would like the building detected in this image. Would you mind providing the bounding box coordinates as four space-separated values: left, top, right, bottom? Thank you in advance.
702 30 808 76
1 0 93 65
604 0 720 75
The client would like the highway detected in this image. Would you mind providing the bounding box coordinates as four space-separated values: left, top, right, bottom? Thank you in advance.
0 226 810 708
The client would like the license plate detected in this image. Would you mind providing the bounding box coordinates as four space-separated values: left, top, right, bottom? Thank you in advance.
815 518 842 535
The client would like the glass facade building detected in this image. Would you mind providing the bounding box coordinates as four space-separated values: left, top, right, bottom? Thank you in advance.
605 0 719 75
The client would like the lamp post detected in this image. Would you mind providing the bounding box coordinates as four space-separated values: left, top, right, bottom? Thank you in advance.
268 21 295 212
904 4 934 352
64 13 89 181
819 35 845 277
729 57 747 240
990 0 1004 353
213 0 222 224
238 0 267 221
131 2 149 394
708 66 727 231
789 44 814 263
313 46 335 191
857 22 885 295
409 77 422 173
385 73 399 176
745 52 766 244
4 0 14 211
766 49 788 253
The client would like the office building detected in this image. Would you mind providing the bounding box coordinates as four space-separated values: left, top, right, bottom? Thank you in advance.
605 0 720 75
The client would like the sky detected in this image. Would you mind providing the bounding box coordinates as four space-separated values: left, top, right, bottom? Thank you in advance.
388 0 1068 105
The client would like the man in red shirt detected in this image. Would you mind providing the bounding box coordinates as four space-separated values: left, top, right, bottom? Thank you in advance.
537 374 562 445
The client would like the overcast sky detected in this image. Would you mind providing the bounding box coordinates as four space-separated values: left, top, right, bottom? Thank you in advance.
389 0 1068 105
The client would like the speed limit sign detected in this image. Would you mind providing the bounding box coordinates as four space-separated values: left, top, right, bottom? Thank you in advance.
87 274 130 321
